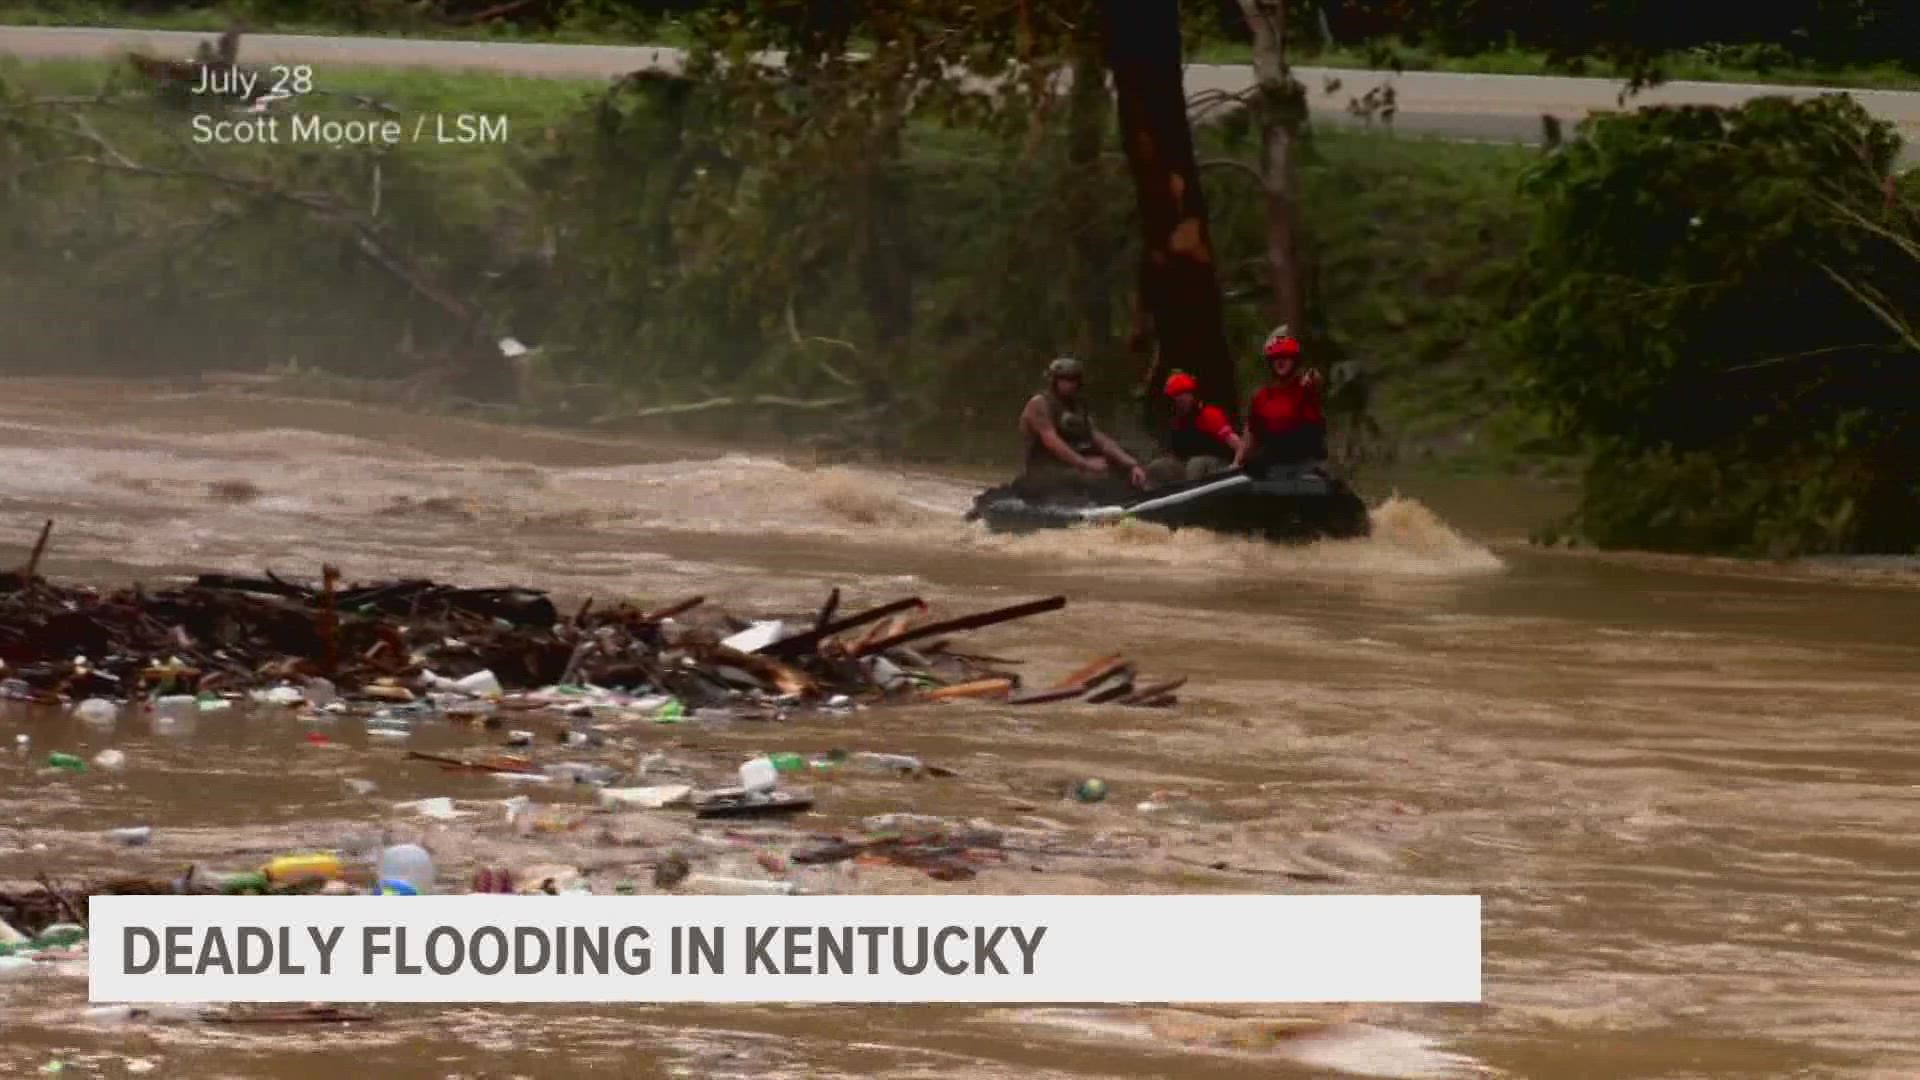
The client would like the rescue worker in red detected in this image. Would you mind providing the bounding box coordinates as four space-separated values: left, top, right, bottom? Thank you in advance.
1233 330 1328 473
1015 356 1149 502
1145 370 1244 486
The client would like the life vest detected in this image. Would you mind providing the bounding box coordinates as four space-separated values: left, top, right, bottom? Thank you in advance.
1026 388 1096 469
1164 404 1234 461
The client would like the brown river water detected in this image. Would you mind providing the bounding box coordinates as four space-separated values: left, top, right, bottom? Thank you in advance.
1 379 1916 1079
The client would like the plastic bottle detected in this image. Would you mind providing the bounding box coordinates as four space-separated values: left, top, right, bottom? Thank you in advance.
106 826 152 846
262 853 341 885
217 871 270 895
687 874 798 895
849 751 922 773
377 844 435 896
91 749 126 771
153 694 198 723
73 698 117 725
654 698 687 723
46 752 85 773
739 756 778 794
454 670 503 698
767 752 807 773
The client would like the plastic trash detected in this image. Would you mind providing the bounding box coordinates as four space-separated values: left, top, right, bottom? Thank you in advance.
377 843 436 896
73 698 117 725
1073 778 1109 803
195 694 232 713
719 620 787 653
768 752 807 773
424 668 503 698
90 748 126 771
397 797 461 820
343 778 377 796
262 853 341 885
598 784 694 810
849 751 922 773
654 698 687 723
153 694 197 723
295 678 336 707
217 871 270 895
458 670 503 697
686 874 798 896
46 752 85 773
106 826 152 846
543 762 621 785
866 656 908 690
257 685 304 706
739 756 778 794
506 730 535 747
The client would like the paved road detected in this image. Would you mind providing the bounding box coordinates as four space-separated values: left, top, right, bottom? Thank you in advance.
5 24 1917 159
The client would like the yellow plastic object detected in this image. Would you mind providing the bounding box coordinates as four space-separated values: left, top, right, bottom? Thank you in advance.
262 853 342 885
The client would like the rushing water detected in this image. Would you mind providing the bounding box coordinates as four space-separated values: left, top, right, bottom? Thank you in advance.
2 379 1916 1079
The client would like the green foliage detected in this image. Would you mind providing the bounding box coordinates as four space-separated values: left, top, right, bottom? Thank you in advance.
1513 94 1920 554
1321 1 1920 76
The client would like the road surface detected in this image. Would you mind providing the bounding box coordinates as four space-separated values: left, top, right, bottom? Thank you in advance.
3 24 1917 160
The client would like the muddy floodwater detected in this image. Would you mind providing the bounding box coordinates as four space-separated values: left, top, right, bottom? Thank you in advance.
2 379 1916 1079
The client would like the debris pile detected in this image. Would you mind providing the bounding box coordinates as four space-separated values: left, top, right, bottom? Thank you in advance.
0 560 1183 714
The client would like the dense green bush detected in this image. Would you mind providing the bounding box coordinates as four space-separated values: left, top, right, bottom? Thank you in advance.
1512 94 1920 555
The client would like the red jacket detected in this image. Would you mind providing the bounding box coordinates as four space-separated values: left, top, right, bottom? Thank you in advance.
1248 379 1325 439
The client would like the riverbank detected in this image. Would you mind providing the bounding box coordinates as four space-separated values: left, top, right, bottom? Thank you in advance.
0 52 1555 478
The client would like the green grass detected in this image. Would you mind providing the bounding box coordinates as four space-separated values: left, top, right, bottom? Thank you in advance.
2 54 1569 474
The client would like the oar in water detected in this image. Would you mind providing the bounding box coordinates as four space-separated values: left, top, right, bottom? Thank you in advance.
1076 472 1254 523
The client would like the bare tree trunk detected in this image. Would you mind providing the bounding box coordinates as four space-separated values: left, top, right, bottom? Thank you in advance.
1097 0 1240 425
1065 38 1113 372
1236 0 1306 335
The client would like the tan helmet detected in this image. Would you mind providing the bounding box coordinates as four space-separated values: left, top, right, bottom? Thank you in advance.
1045 356 1085 380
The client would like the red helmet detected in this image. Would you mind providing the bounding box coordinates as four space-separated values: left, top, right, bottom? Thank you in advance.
1264 334 1302 361
1162 371 1197 397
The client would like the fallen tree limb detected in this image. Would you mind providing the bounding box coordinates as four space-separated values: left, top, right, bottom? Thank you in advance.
854 596 1066 657
760 597 924 659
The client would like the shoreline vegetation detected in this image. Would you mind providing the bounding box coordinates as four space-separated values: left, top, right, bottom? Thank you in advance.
5 5 1920 92
1 5 1914 557
0 53 1553 478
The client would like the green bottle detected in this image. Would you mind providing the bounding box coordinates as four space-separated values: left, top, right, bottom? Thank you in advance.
46 752 85 773
768 752 807 773
219 872 271 895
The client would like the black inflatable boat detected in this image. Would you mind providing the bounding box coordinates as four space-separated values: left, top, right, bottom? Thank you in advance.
965 462 1371 543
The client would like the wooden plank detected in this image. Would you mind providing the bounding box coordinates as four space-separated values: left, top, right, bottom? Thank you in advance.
920 677 1013 702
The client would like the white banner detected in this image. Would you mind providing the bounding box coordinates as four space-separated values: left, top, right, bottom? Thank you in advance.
89 894 1480 1004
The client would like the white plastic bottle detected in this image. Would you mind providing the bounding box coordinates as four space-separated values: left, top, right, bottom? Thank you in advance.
739 756 778 794
377 843 436 896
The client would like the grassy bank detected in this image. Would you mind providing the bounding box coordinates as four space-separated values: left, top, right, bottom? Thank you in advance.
0 54 1546 476
5 4 1919 91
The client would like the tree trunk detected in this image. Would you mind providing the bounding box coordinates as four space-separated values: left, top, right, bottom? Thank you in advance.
1236 0 1307 336
1097 0 1240 425
1065 38 1113 374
